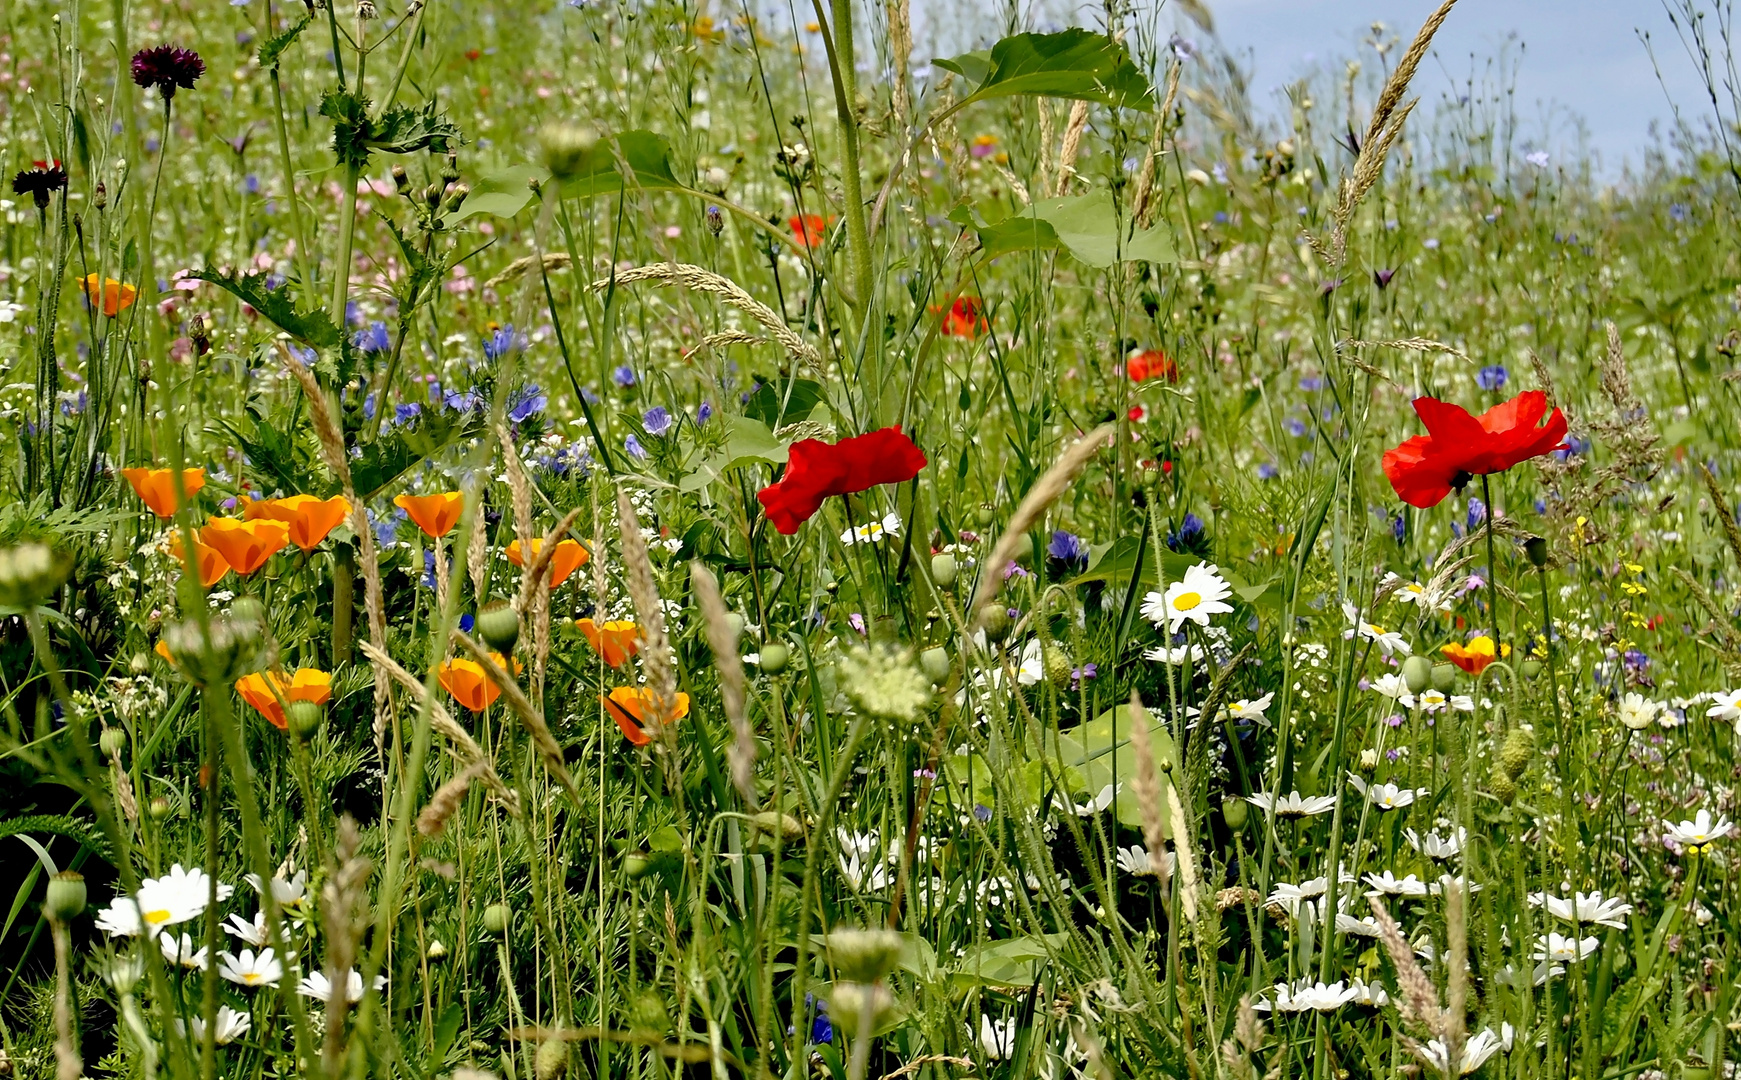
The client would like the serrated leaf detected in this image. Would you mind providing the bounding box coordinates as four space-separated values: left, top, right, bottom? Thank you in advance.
349 411 483 501
258 12 313 69
936 28 1154 110
452 132 684 221
368 100 464 157
187 269 347 355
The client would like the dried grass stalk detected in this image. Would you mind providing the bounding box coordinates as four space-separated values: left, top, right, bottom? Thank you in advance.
616 491 681 746
691 562 755 807
320 816 373 1075
885 0 912 123
1132 64 1182 229
453 631 581 800
1365 0 1457 152
969 424 1115 622
417 760 488 837
1341 336 1468 363
484 252 572 290
1056 100 1091 196
590 263 822 371
1444 882 1470 1071
1164 761 1200 923
1369 895 1445 1040
1125 693 1171 893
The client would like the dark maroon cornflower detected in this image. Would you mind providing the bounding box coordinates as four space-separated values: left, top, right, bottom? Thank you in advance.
131 45 205 101
1374 267 1397 289
12 164 68 209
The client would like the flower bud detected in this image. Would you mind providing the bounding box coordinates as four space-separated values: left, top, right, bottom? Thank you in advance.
165 608 265 686
919 646 950 683
722 613 745 643
0 543 72 609
1499 727 1534 780
149 795 173 820
1524 535 1549 569
977 604 1011 642
930 552 957 587
826 928 906 984
99 726 128 760
443 183 469 214
535 1035 570 1080
1358 748 1378 771
1043 645 1073 688
974 505 996 529
286 699 325 742
45 871 87 922
481 902 512 935
829 982 897 1038
1431 662 1457 692
1490 764 1517 806
440 153 461 185
1221 797 1248 831
539 123 600 182
748 810 805 842
1520 658 1543 680
477 600 520 655
129 652 151 674
623 853 652 879
705 204 724 236
757 642 789 674
391 165 410 193
1401 655 1433 695
426 939 449 962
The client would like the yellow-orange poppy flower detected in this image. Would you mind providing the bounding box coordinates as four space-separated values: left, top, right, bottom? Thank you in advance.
121 467 205 519
235 668 333 730
154 640 176 665
200 518 291 576
506 537 589 588
601 686 690 746
245 494 351 552
438 653 521 712
577 619 639 668
394 491 464 539
1441 636 1509 675
83 275 138 316
169 533 232 587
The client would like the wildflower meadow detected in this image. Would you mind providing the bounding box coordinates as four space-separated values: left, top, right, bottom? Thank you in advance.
6 0 1741 1077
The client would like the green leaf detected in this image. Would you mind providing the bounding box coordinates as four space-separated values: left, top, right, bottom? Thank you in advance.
1055 704 1181 832
677 418 788 493
975 194 1175 268
949 934 1068 988
452 132 685 222
320 89 374 170
368 100 465 157
743 376 825 428
936 28 1154 110
350 411 483 501
258 12 313 69
1068 535 1196 588
0 814 114 863
187 269 346 352
452 164 545 221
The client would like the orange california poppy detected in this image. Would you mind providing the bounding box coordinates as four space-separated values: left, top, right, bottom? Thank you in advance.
169 533 232 587
121 467 205 519
154 640 176 665
789 214 829 248
245 494 352 552
1441 636 1509 675
200 518 291 576
394 491 464 539
577 618 640 668
83 275 138 317
506 537 589 588
438 653 521 713
601 686 690 746
235 669 333 730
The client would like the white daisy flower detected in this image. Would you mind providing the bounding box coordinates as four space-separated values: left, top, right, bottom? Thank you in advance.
1348 978 1390 1005
1015 638 1045 686
176 1006 251 1046
1336 913 1384 937
1141 562 1234 633
1527 890 1633 929
1364 870 1430 897
1116 845 1175 878
1369 673 1414 705
223 911 269 947
840 512 902 547
1663 808 1734 849
218 948 284 990
980 1015 1017 1060
1532 932 1600 963
1416 1024 1513 1076
1347 775 1426 810
297 968 385 1004
1385 574 1451 612
93 864 231 938
1143 643 1206 665
1071 783 1120 817
1223 692 1275 726
245 870 308 909
1255 979 1356 1013
1705 689 1741 723
1265 877 1327 915
1343 602 1411 656
159 932 208 970
1246 790 1337 818
1405 826 1466 860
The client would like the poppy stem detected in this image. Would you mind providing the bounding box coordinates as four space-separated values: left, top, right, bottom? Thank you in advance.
1481 473 1500 644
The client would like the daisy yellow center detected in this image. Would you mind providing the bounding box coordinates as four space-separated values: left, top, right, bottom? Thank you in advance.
1367 623 1386 635
243 973 262 984
1172 591 1202 611
144 909 173 925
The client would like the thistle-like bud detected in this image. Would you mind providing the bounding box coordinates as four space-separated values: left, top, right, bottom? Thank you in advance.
424 182 445 210
705 204 725 236
828 982 896 1038
1499 726 1534 780
149 796 172 820
930 552 957 587
45 871 87 922
0 542 72 609
440 152 461 185
1490 764 1517 806
756 642 789 674
747 810 805 842
94 182 108 209
1043 645 1073 688
426 940 449 962
1401 655 1433 695
164 606 266 687
534 1033 570 1080
443 183 469 214
477 600 520 655
538 122 599 182
978 604 1011 643
825 928 906 984
391 165 410 193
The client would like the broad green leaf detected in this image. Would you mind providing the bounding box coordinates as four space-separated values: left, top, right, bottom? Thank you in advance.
949 933 1068 988
1056 704 1181 833
936 29 1154 110
454 131 685 221
453 163 546 221
1068 535 1197 588
187 269 343 351
677 418 788 492
744 376 825 428
974 194 1175 268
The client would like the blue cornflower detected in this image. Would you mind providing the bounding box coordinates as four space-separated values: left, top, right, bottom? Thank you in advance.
807 994 833 1045
1047 529 1087 568
1283 417 1308 437
1477 365 1508 391
394 402 423 425
363 392 377 420
624 434 647 460
1466 497 1486 531
612 365 637 387
1256 462 1279 480
484 324 523 362
508 385 547 423
643 406 673 437
1392 514 1406 542
1299 375 1323 391
696 401 713 424
1166 512 1204 551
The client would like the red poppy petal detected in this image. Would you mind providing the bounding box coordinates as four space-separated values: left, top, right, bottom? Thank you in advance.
1412 397 1485 445
1383 436 1460 509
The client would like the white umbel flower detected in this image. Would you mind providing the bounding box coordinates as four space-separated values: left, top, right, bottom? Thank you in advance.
1141 562 1233 633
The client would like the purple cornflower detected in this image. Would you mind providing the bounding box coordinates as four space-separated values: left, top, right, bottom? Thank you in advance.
484 323 522 362
1465 497 1486 531
131 45 205 100
1047 530 1088 568
1477 365 1509 391
508 385 546 423
1166 512 1204 551
1373 267 1396 289
352 320 390 354
623 434 647 460
1070 663 1097 690
696 401 713 424
11 164 67 209
612 365 637 387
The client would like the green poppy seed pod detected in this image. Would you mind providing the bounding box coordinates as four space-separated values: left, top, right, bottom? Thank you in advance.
99 726 128 760
1222 798 1249 831
1500 727 1535 781
149 796 172 820
538 122 599 182
1431 662 1457 692
974 505 996 529
826 928 906 984
1524 535 1549 569
722 613 745 643
930 552 958 587
535 1035 570 1080
828 981 896 1039
757 642 789 674
1401 655 1434 695
477 600 520 655
1491 765 1517 806
44 871 87 922
919 646 951 684
1520 658 1543 679
481 902 512 935
286 700 325 742
1044 645 1073 688
978 604 1011 642
623 853 652 879
0 543 71 609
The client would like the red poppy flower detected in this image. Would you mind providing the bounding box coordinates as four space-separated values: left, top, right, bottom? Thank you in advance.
938 296 987 339
756 427 928 534
789 214 829 248
1382 390 1567 509
1126 349 1177 383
